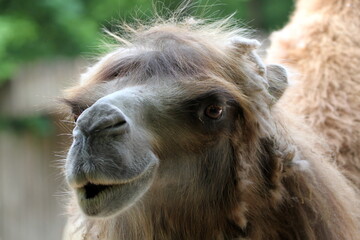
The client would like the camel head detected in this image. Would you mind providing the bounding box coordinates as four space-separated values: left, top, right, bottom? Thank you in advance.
63 19 288 221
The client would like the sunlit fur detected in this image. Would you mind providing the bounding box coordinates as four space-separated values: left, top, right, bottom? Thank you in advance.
62 17 360 239
267 0 360 188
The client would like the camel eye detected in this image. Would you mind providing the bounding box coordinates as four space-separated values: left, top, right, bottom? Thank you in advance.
204 104 223 119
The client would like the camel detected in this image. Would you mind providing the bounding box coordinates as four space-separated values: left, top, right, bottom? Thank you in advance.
267 0 360 188
62 18 360 239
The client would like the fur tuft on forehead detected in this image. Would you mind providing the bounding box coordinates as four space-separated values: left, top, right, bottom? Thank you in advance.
79 18 264 88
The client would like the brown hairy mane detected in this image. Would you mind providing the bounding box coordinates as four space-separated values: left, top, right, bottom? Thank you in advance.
63 16 360 240
267 0 360 189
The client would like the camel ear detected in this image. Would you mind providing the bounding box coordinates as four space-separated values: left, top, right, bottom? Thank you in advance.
230 36 261 52
230 37 267 77
266 64 288 101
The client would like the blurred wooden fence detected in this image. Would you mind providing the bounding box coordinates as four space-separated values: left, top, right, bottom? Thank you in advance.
0 59 86 240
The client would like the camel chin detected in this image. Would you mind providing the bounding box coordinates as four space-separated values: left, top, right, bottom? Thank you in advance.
75 163 157 217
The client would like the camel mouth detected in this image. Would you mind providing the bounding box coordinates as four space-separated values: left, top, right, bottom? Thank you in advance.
76 181 126 214
83 183 116 199
76 179 147 217
74 164 157 217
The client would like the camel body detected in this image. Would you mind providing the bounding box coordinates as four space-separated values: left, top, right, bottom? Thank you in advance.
267 0 360 188
62 16 360 240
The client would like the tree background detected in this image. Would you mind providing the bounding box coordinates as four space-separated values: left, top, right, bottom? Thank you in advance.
0 0 293 83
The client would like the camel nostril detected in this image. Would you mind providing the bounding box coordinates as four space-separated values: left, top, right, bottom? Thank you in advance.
103 120 127 130
97 119 128 135
76 103 129 135
92 117 128 135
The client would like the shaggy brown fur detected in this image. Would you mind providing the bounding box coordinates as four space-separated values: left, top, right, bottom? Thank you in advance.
63 18 360 239
267 0 360 188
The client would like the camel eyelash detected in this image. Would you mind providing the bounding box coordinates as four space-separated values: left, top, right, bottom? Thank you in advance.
71 105 90 122
61 98 88 121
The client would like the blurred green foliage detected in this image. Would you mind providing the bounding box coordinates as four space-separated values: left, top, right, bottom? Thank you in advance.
0 0 293 83
0 0 293 134
0 115 54 137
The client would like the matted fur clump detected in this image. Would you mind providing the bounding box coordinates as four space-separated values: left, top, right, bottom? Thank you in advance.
62 17 360 240
267 0 360 188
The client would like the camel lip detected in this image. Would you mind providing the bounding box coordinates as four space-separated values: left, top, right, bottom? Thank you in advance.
71 176 142 190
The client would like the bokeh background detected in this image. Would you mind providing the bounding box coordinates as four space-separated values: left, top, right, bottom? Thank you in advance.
0 1 293 239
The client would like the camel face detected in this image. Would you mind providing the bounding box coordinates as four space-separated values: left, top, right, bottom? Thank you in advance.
62 22 289 221
65 80 240 217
